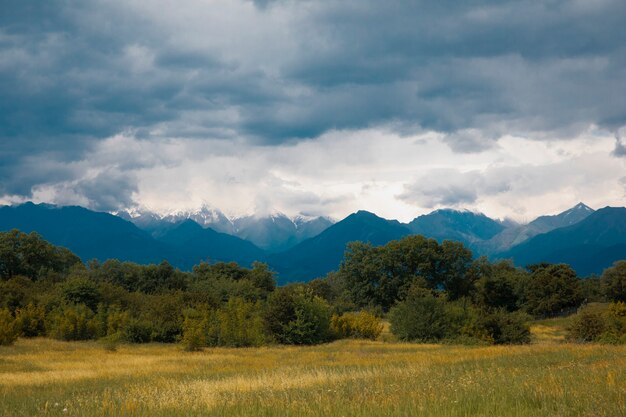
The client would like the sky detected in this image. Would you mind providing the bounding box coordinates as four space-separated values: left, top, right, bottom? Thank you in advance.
0 0 625 223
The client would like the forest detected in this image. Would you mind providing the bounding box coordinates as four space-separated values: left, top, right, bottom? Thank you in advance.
1 229 625 349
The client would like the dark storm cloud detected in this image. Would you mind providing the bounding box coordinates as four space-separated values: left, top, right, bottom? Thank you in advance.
1 0 625 209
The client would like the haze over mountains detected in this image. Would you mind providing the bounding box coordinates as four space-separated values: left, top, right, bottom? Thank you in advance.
1 201 624 283
118 207 333 253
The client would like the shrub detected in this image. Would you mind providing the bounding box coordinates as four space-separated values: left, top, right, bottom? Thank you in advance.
0 308 19 345
181 308 209 351
15 303 46 337
217 298 266 347
265 286 332 345
602 261 626 302
331 311 383 340
476 310 531 345
567 310 606 342
523 264 582 317
47 304 97 341
122 319 153 343
389 290 449 342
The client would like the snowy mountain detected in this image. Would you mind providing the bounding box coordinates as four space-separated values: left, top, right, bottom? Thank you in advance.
476 202 595 255
119 206 333 252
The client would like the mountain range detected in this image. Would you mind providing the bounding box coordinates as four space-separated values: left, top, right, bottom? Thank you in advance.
118 206 333 253
1 201 624 283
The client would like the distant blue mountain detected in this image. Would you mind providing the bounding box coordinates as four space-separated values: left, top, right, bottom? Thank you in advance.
0 203 264 269
498 207 626 276
267 210 411 283
477 202 595 255
407 209 505 248
157 219 265 268
2 202 623 280
0 202 176 264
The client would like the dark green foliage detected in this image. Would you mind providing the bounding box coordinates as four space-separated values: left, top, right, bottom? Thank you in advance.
389 289 450 342
338 235 475 311
61 274 101 311
522 264 583 317
601 260 626 302
473 259 526 312
0 275 35 311
476 310 531 345
264 286 331 345
123 319 154 343
0 308 19 345
0 226 619 348
0 230 81 281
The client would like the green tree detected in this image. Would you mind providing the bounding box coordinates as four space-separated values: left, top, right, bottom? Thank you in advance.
601 260 626 302
264 286 332 345
523 264 582 317
389 288 449 342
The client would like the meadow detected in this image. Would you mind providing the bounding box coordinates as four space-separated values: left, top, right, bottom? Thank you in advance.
1 329 625 417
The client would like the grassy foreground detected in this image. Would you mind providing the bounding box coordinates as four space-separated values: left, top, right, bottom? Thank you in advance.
1 337 625 417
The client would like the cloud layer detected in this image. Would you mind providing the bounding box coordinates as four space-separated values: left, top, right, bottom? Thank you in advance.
1 0 625 220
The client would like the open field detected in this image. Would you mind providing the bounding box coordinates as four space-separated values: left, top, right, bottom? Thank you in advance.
1 337 625 417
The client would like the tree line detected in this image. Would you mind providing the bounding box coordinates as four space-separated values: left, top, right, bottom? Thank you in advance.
0 229 625 348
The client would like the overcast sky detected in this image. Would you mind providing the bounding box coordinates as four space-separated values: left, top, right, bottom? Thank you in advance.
1 0 625 222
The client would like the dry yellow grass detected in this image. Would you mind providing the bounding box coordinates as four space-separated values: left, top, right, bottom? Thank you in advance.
1 337 625 417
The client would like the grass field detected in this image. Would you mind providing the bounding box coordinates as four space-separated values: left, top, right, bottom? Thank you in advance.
1 334 625 417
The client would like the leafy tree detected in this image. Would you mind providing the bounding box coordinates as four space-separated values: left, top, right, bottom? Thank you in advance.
476 310 531 345
264 286 331 345
0 230 80 280
389 288 449 342
601 260 626 302
61 275 101 311
15 303 46 337
523 264 582 317
0 276 35 311
474 260 526 312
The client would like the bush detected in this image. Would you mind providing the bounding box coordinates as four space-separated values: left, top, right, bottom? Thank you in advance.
523 264 582 317
602 261 626 302
217 298 266 347
15 303 46 337
47 304 97 341
0 308 19 345
476 310 531 345
567 310 606 342
331 311 383 340
389 290 449 342
265 286 332 345
181 308 209 351
122 319 153 343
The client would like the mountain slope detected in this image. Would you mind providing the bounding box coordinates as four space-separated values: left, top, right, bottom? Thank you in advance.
499 206 626 276
407 209 505 248
0 202 176 264
157 219 265 268
233 213 334 252
268 211 411 283
477 202 595 255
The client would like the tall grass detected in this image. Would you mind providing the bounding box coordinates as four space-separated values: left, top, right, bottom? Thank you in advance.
1 337 625 417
